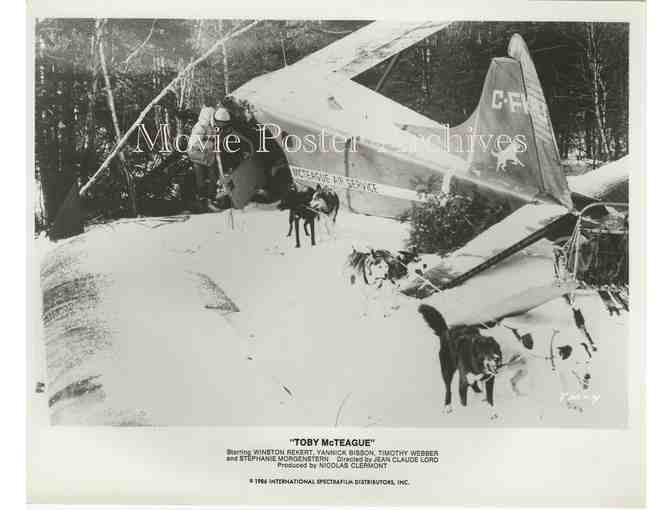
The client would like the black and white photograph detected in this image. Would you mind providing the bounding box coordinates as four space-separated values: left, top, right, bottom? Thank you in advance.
31 17 634 429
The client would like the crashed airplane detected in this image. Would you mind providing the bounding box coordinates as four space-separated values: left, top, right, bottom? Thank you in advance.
231 21 628 293
37 21 630 425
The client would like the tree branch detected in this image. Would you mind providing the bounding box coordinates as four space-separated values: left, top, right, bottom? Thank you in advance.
119 19 157 70
80 19 261 197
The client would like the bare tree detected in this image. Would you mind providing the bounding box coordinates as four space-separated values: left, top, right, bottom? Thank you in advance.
584 22 614 161
98 19 138 215
218 20 231 94
119 19 156 71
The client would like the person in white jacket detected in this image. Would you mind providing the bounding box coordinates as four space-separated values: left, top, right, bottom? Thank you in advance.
187 106 220 212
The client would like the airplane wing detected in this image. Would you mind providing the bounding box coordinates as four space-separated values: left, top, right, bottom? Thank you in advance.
398 204 578 327
567 155 630 202
400 155 630 316
421 253 578 328
291 21 451 78
402 202 572 299
401 155 630 319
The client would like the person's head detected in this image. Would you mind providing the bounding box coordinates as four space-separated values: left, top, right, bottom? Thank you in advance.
213 107 232 133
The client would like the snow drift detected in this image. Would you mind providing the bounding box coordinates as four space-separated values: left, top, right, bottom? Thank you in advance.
36 207 627 427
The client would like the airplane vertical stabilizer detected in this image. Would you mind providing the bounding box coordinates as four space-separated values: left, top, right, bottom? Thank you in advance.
449 34 573 209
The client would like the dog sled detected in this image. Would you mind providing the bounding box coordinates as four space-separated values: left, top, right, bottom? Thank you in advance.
558 201 629 315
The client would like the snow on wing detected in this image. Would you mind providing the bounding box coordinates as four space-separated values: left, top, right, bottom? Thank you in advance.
567 155 629 202
291 21 451 78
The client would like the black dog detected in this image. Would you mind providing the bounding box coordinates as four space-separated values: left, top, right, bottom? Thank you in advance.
418 304 501 414
278 184 317 248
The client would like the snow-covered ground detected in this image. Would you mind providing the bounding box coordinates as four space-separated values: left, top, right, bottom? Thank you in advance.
32 205 628 427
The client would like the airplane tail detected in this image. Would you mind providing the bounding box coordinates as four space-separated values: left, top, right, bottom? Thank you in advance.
400 35 585 297
448 34 573 210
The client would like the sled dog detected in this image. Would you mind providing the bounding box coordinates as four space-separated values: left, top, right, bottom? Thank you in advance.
418 304 502 416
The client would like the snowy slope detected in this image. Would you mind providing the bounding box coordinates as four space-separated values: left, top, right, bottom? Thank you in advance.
35 206 627 427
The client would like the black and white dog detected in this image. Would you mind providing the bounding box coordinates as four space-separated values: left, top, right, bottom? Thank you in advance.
277 184 340 248
345 246 428 317
346 247 425 287
387 247 427 282
278 183 318 248
309 185 340 238
418 305 502 417
346 249 393 288
491 318 595 413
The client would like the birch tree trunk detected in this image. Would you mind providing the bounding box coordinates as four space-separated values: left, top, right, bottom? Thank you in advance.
84 21 99 170
218 20 231 94
585 23 613 161
35 33 49 227
279 29 288 67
